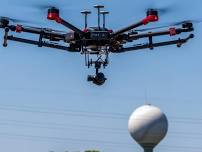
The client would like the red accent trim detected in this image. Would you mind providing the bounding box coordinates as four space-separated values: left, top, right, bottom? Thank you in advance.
108 29 113 33
55 17 62 23
83 28 89 33
47 12 59 20
142 15 159 25
47 12 62 23
169 28 176 36
16 25 22 33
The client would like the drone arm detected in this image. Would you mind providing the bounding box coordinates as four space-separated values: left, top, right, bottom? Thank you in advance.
5 35 78 52
112 34 194 53
46 7 84 36
111 21 144 38
128 27 194 40
0 24 66 41
58 18 84 36
1 24 80 51
111 14 159 38
18 25 65 39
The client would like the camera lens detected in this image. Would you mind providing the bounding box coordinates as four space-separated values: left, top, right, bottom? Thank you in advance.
94 73 106 85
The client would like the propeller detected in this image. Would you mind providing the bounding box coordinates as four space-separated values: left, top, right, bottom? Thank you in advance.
0 16 66 33
19 2 80 20
146 6 172 16
134 20 202 32
140 1 179 17
170 20 202 26
22 1 78 12
33 4 57 10
0 16 40 25
0 16 30 23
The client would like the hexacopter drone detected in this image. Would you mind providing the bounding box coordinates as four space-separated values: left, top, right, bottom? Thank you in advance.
0 5 195 85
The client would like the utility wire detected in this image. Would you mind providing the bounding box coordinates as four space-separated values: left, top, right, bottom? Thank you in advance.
0 119 201 139
0 103 200 119
0 104 201 123
0 132 201 151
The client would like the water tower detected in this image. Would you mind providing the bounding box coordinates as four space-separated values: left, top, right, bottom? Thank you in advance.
128 105 168 152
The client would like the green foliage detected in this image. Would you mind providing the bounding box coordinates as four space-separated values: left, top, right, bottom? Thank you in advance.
85 150 100 152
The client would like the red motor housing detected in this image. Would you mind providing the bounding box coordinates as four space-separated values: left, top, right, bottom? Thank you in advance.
142 9 159 25
146 9 158 22
47 7 60 21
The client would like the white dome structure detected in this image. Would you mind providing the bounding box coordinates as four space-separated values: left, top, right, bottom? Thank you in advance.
128 105 168 152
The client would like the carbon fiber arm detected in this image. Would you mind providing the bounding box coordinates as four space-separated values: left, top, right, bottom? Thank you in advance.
111 34 194 53
6 35 79 52
127 27 194 41
1 25 79 52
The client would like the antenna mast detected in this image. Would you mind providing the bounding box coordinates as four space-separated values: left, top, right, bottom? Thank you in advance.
94 5 104 29
81 10 91 28
100 11 109 28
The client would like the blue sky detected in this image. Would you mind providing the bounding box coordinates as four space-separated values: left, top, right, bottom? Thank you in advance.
0 0 202 152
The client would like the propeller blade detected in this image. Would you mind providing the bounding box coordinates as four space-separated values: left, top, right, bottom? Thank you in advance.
134 25 170 32
0 16 38 24
134 19 202 32
140 1 178 16
23 1 77 12
146 6 172 16
33 4 56 10
171 20 202 26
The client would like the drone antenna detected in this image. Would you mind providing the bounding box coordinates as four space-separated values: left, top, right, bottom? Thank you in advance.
100 11 109 28
81 10 91 29
94 5 104 29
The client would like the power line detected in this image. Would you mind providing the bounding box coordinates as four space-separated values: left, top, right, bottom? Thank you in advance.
0 119 201 139
0 119 125 131
0 104 127 117
0 106 126 119
0 104 201 125
1 87 201 106
0 132 201 151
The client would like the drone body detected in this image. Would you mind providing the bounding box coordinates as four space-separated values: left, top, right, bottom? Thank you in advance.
0 5 194 85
